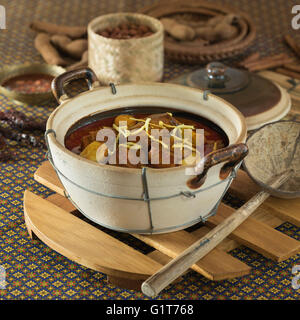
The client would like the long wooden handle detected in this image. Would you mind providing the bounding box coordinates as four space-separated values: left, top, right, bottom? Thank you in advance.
141 170 292 298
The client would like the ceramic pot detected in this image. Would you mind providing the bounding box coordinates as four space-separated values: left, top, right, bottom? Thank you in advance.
47 68 248 234
88 13 164 84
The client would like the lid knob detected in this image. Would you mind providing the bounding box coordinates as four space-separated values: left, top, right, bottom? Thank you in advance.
206 62 227 88
187 61 250 94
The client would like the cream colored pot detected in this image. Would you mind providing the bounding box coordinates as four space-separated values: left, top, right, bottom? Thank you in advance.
47 68 248 234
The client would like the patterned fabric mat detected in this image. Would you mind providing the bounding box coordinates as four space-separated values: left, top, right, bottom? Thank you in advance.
0 0 299 300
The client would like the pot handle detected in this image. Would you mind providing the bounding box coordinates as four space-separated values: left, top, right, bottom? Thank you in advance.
51 67 99 103
187 143 248 189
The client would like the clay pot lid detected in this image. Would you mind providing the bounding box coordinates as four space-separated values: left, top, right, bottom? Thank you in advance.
173 62 291 130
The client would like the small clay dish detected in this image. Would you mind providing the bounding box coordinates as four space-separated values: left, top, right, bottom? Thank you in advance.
243 120 300 199
0 63 66 105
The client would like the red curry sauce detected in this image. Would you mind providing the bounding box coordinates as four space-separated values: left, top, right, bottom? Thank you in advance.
2 73 54 94
65 113 228 158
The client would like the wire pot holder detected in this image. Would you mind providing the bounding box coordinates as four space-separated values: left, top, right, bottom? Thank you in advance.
44 128 239 234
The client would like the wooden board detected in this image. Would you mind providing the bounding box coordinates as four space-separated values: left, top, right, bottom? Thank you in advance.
34 161 64 196
134 230 250 281
207 203 300 262
24 190 162 280
263 197 300 227
34 161 299 252
230 169 300 227
46 193 251 281
46 192 248 285
26 179 252 282
24 161 300 290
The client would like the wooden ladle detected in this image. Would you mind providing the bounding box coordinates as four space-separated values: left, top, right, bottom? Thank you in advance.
141 169 293 298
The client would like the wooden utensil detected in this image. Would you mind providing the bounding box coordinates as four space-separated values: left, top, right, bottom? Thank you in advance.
141 169 292 297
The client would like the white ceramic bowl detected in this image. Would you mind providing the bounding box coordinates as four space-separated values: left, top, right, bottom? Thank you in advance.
48 68 247 234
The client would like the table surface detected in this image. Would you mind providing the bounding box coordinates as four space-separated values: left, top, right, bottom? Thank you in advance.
0 0 299 300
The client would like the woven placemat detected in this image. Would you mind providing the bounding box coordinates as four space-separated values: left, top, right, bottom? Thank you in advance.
0 0 299 300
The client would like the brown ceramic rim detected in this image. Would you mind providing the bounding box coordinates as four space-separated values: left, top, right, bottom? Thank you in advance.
242 120 300 198
47 82 247 174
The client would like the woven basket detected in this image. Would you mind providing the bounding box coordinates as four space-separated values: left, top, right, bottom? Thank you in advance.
139 1 256 64
88 13 164 84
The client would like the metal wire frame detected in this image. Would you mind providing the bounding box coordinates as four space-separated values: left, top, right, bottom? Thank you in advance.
44 129 238 234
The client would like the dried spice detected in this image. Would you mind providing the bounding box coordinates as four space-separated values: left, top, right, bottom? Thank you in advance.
2 73 54 94
97 23 154 39
30 21 87 39
161 13 239 43
0 126 45 149
0 109 46 131
0 109 46 162
50 35 88 60
239 53 294 72
30 21 88 69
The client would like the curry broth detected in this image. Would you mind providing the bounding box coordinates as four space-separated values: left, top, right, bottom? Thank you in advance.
64 107 228 168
